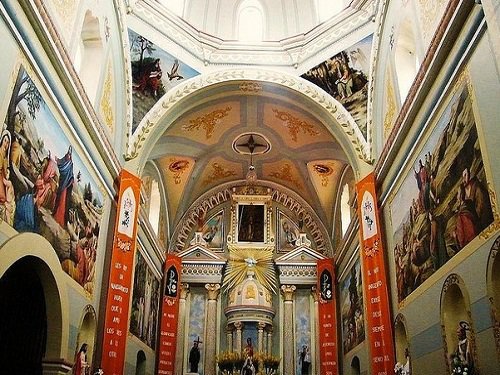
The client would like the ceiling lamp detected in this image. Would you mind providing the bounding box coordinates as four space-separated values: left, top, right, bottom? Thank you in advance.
232 132 271 185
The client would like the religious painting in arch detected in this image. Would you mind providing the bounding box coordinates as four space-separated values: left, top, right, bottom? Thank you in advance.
390 74 494 302
128 29 200 132
130 250 160 349
237 204 265 243
2 65 104 294
277 210 300 252
301 34 373 139
340 258 365 353
200 209 224 250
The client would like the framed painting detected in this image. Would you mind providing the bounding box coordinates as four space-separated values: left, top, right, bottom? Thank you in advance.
237 204 265 243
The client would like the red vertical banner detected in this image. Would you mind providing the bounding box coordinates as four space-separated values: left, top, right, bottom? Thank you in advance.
317 258 339 375
157 255 182 375
356 173 395 375
101 169 141 375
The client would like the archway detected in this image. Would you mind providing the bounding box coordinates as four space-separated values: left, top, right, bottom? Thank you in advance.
0 257 48 374
394 314 411 371
135 350 147 375
350 355 361 375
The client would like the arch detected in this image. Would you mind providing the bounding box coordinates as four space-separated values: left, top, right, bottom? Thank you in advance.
335 165 355 239
394 17 419 104
440 274 477 373
74 305 97 371
237 0 265 41
135 350 147 375
394 314 411 371
486 235 500 356
350 355 361 375
126 70 370 172
0 232 69 360
75 10 104 102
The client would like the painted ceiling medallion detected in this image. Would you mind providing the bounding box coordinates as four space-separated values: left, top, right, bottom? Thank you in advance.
203 162 237 184
272 108 319 142
232 133 271 156
182 106 232 139
168 159 190 184
313 163 334 187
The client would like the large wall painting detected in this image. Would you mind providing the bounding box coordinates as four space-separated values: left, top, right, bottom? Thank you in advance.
340 258 365 353
301 35 372 138
391 78 494 302
3 65 103 294
128 29 200 132
130 250 160 348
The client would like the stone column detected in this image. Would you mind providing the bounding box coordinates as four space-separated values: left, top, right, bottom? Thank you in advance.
266 328 273 354
175 283 190 375
226 326 233 352
204 283 221 375
281 285 296 375
234 321 243 353
257 322 266 353
311 286 320 375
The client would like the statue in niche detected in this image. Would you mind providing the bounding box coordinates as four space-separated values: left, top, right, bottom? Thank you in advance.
450 321 474 375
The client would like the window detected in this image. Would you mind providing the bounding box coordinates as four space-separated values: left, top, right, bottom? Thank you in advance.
394 18 418 103
340 183 351 236
238 0 264 42
148 180 161 235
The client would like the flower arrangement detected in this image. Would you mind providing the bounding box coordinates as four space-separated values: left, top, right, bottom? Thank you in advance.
261 354 281 375
216 351 244 375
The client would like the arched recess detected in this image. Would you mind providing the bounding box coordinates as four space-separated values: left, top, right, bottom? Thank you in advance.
74 305 97 371
350 355 361 375
141 161 169 243
334 165 356 241
126 71 371 174
0 232 70 368
74 10 104 102
440 274 478 373
394 17 419 104
486 235 500 357
236 0 265 41
394 313 411 370
135 350 147 375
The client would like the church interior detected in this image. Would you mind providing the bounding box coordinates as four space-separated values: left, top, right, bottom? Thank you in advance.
0 0 499 374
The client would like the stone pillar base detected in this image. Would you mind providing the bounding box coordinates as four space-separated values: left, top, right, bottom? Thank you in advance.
42 358 72 375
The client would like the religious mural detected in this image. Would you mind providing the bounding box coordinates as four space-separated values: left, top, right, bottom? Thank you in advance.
301 35 372 138
237 204 265 242
188 290 206 373
295 290 312 375
128 29 200 131
3 65 103 294
130 250 160 348
200 210 224 250
340 258 365 353
391 79 494 302
277 211 300 252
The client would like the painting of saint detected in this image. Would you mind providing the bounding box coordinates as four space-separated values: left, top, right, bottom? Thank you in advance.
340 259 365 353
130 251 161 348
201 210 224 250
237 204 265 242
301 35 372 138
391 78 494 302
128 29 199 132
3 66 103 294
278 212 300 252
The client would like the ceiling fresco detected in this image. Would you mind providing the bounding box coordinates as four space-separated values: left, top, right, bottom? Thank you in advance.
149 82 350 228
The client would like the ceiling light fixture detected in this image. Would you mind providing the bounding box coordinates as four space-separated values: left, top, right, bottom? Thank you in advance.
232 132 271 185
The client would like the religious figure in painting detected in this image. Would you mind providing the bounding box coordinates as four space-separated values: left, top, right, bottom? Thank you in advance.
53 146 74 228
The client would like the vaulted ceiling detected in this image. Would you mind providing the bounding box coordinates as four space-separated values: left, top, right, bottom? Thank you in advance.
147 81 350 229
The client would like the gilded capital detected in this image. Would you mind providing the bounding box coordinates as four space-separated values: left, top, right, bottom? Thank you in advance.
234 321 244 330
257 322 267 330
180 283 190 300
280 284 296 301
205 283 221 300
